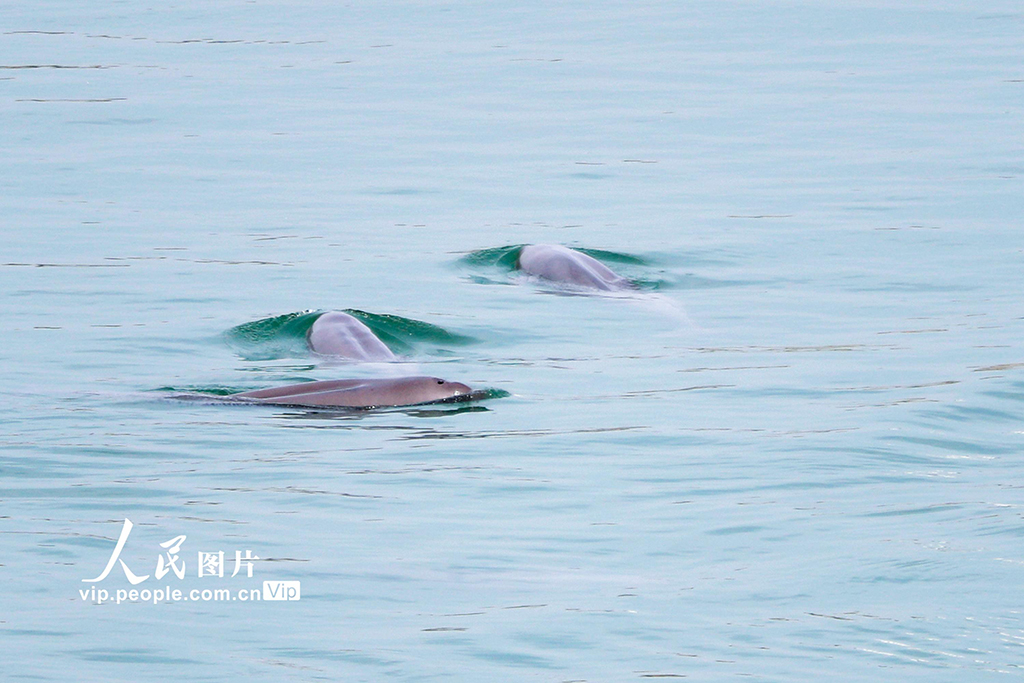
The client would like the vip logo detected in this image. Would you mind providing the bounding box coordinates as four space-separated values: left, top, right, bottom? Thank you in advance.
263 580 301 601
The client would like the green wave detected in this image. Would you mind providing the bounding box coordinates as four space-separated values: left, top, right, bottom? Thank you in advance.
224 309 474 360
223 310 322 360
346 309 475 354
458 244 526 270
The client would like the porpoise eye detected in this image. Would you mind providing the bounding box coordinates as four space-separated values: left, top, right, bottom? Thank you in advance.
436 380 445 385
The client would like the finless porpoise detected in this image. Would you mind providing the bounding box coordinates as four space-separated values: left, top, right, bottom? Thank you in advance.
307 311 397 360
516 244 633 291
230 376 472 408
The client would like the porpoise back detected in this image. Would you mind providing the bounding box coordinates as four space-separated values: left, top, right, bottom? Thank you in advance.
307 311 396 360
517 244 631 291
232 376 472 408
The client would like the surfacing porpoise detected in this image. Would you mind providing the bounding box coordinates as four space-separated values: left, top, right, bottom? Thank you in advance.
517 244 632 291
307 311 396 360
231 376 472 408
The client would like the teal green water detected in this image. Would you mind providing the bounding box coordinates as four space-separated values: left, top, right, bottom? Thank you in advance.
3 2 1024 681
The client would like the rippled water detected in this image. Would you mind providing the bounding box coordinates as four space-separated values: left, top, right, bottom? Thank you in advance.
3 1 1024 680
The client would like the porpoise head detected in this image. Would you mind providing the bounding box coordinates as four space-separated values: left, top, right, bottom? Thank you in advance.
394 376 474 405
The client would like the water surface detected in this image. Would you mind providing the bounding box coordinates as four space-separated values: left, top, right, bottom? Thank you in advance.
2 1 1024 681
